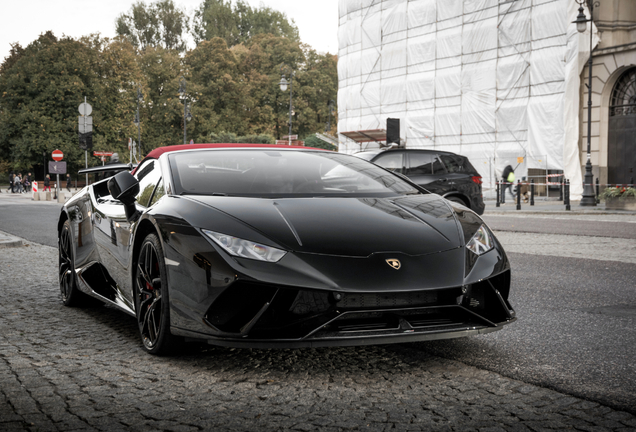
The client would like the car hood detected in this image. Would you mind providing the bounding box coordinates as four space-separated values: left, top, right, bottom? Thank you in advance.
186 194 462 257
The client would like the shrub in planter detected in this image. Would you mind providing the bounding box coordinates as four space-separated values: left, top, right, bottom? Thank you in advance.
600 187 636 210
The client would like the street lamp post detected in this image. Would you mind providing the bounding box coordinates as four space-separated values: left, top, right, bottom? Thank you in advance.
279 65 295 145
574 0 598 206
179 77 188 145
136 85 142 154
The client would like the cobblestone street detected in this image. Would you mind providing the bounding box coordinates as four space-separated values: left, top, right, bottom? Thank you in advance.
1 239 635 431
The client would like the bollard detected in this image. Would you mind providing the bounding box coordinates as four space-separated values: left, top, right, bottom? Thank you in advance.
565 179 571 211
630 177 634 188
530 179 535 206
501 181 506 204
496 181 500 207
559 179 563 201
516 180 521 210
595 178 600 204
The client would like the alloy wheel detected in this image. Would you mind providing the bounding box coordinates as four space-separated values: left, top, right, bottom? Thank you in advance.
136 241 163 349
59 225 74 302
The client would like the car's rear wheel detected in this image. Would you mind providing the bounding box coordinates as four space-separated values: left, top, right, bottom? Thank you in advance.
59 220 95 307
135 233 181 355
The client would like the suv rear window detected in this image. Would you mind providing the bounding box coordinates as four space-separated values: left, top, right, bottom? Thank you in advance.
438 154 464 173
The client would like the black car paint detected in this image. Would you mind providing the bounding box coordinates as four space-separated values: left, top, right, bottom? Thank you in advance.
159 196 509 341
59 149 513 349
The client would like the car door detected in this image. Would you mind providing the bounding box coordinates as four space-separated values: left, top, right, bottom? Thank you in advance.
438 153 471 194
403 151 444 194
91 160 162 309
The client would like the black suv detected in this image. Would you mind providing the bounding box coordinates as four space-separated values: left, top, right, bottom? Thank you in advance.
355 149 485 215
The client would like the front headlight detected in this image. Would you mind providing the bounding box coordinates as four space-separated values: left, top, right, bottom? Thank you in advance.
202 229 287 262
466 224 494 255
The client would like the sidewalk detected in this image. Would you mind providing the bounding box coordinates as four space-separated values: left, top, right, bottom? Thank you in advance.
0 188 78 203
484 198 636 216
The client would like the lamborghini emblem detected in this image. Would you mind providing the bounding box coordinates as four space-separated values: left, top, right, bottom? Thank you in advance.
386 259 401 270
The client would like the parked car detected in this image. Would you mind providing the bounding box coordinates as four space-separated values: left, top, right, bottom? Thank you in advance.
58 144 514 355
355 149 485 215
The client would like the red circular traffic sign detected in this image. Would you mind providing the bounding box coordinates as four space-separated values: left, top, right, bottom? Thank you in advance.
52 149 64 161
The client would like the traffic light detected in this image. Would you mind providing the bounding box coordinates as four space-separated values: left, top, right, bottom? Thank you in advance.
79 132 93 151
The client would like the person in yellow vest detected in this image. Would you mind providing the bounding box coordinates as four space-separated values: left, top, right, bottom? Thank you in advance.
502 165 516 201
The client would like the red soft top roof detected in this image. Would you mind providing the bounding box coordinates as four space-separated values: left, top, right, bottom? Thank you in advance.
144 143 324 160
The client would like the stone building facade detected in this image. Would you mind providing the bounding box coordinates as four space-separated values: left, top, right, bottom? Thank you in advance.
583 0 636 186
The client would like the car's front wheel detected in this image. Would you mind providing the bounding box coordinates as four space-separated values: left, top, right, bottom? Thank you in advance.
59 220 96 307
134 233 181 355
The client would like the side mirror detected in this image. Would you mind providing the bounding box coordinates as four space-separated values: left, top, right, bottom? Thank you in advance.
108 171 140 222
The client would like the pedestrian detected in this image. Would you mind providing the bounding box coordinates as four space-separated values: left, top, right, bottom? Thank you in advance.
25 172 32 192
501 165 516 201
66 173 71 192
7 173 14 193
14 173 23 194
44 174 51 192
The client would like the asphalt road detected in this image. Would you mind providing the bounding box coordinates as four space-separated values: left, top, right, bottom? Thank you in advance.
0 200 62 247
415 252 636 413
1 193 635 423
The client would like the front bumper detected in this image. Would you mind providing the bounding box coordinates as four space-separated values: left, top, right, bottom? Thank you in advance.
171 269 515 348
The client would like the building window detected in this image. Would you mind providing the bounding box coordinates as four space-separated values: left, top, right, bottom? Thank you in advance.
610 69 636 116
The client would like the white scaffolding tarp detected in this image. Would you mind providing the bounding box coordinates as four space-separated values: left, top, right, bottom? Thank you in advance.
337 0 599 199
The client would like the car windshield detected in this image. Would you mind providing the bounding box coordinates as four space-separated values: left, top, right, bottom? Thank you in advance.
168 149 421 197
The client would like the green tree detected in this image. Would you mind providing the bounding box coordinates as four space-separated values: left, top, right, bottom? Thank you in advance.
193 0 299 48
235 34 304 139
186 37 251 142
80 35 146 162
0 32 101 175
304 134 337 151
136 46 184 149
116 0 190 53
292 48 338 140
207 132 274 144
0 32 148 176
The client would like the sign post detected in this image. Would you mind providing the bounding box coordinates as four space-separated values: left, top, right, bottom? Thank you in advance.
94 151 114 166
79 98 93 186
51 150 64 200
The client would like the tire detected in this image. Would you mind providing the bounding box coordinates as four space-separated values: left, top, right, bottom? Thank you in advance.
59 220 96 307
134 233 181 355
446 196 467 207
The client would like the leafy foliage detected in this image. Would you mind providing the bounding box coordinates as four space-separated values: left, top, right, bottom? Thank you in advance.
600 187 636 200
207 132 274 144
193 0 299 48
304 134 337 151
116 0 190 53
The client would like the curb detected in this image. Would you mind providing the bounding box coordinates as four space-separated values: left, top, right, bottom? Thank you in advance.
0 234 23 248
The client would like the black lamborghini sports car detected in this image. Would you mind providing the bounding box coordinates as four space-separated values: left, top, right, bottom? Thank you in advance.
58 144 515 355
